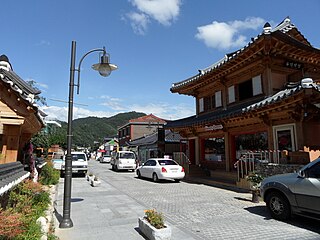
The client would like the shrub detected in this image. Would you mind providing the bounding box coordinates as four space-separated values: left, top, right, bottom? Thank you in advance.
39 161 60 185
246 172 264 190
144 209 165 229
0 209 25 238
0 180 51 240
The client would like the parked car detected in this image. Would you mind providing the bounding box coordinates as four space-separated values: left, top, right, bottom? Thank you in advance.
111 150 136 171
260 157 320 221
100 154 111 163
136 158 185 182
61 152 88 177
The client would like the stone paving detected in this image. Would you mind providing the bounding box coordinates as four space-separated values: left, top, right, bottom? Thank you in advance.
90 160 320 240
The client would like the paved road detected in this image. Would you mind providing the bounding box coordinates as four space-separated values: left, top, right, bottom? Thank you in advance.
88 160 320 240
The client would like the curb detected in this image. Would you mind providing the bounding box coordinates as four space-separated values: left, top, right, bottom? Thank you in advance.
38 184 57 240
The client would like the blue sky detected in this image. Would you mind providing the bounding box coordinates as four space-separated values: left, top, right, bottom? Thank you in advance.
1 0 320 122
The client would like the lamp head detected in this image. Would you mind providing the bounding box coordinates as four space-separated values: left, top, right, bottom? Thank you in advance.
92 52 117 77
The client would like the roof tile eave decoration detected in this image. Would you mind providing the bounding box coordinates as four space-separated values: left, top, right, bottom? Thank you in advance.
171 17 311 92
243 79 320 113
167 78 320 129
0 68 46 127
0 162 30 196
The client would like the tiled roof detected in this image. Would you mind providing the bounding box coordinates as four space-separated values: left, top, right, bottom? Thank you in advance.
243 78 320 112
166 79 320 128
129 114 167 123
171 17 311 92
0 67 45 126
0 162 30 196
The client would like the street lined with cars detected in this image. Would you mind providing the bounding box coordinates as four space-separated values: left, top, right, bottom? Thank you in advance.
136 158 185 182
85 159 320 240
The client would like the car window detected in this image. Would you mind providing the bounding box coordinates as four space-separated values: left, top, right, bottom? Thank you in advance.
71 154 86 161
158 160 177 166
144 160 151 166
307 163 320 178
120 152 135 159
150 160 157 166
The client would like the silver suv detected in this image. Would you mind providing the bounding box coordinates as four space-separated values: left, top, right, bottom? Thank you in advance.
260 157 320 220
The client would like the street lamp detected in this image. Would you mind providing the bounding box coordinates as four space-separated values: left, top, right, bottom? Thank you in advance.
59 41 117 228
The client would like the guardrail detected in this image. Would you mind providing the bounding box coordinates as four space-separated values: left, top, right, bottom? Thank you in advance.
234 150 284 181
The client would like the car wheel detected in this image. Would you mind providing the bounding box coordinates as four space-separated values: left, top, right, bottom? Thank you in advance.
137 170 141 178
266 192 291 220
152 173 158 182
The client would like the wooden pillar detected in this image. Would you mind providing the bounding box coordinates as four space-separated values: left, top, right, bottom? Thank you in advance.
224 132 230 171
295 122 304 150
2 125 22 163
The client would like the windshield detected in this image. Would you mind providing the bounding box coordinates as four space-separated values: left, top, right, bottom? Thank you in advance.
158 160 177 166
71 154 86 161
119 152 135 159
299 157 320 172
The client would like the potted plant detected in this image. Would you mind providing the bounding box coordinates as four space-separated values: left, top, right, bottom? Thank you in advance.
138 209 171 240
90 175 101 187
246 172 264 203
86 172 93 181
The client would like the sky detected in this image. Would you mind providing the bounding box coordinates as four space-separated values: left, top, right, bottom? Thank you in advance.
1 0 320 122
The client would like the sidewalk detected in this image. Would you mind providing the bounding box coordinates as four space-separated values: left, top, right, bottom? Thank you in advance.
53 177 196 240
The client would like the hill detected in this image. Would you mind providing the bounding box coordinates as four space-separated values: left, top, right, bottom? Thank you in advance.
58 111 146 148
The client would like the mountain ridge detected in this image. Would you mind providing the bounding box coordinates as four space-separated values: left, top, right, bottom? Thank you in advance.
55 111 146 147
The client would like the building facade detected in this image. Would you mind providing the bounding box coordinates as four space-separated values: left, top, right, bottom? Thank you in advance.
118 114 166 148
166 18 320 178
0 55 45 195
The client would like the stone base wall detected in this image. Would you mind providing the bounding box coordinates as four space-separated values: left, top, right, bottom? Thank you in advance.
255 163 304 177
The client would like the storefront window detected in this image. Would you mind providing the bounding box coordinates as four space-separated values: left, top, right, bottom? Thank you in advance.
204 137 225 161
235 132 268 158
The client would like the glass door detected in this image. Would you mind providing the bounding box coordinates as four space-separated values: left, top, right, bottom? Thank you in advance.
273 124 296 162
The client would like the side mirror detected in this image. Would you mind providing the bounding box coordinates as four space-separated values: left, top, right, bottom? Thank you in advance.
298 170 306 178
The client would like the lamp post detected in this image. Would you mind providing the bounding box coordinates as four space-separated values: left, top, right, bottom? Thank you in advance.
59 41 117 228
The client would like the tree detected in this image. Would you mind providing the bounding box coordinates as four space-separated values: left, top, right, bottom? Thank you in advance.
26 79 47 106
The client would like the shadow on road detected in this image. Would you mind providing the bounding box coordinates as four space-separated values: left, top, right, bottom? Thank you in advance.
245 205 320 234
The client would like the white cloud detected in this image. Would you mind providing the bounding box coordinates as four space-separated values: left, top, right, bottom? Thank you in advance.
126 102 194 120
41 106 115 122
35 40 51 46
126 0 182 34
41 101 194 122
195 17 265 50
126 12 150 35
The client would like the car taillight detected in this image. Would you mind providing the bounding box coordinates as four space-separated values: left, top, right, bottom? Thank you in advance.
181 167 185 172
161 167 167 173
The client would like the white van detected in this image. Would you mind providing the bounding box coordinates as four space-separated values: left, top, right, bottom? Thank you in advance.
111 151 136 171
61 151 88 177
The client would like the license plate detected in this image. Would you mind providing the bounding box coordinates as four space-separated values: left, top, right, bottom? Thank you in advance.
171 170 177 173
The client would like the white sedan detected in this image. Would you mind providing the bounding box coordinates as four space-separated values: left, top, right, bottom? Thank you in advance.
136 158 185 182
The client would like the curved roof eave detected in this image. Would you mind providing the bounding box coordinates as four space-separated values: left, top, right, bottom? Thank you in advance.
170 17 314 93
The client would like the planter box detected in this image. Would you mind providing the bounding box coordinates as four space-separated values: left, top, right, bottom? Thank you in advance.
90 179 101 187
138 217 171 240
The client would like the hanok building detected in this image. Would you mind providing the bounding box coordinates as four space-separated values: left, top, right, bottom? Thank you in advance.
0 55 45 195
166 18 320 181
